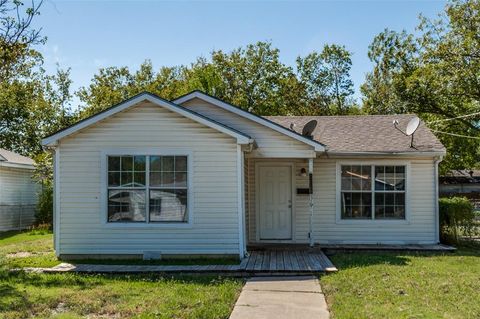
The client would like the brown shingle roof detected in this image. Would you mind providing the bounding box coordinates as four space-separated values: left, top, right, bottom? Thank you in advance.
0 148 35 166
265 114 445 154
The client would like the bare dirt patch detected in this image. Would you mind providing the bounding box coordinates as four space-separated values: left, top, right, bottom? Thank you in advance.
6 251 49 258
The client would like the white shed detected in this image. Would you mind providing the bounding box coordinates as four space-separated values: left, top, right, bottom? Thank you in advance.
0 149 38 231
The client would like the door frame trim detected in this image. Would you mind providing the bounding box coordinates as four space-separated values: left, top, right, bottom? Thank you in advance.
255 162 295 242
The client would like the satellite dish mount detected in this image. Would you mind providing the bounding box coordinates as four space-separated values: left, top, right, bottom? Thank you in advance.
393 116 420 148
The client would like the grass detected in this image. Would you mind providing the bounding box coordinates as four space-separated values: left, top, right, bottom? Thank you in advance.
3 229 480 318
0 229 58 268
320 243 480 319
0 271 242 319
0 230 243 318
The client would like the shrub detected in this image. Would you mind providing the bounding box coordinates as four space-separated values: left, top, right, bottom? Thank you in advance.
33 152 53 227
439 197 475 243
35 184 53 226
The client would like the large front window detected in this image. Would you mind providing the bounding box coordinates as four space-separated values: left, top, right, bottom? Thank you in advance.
340 165 406 220
107 155 188 223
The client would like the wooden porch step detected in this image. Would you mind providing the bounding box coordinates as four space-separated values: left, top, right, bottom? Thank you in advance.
242 249 337 273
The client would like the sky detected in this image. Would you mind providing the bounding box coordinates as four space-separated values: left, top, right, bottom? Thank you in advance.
33 0 447 107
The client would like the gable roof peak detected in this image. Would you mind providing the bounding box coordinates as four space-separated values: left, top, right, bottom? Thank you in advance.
173 91 327 152
42 91 253 147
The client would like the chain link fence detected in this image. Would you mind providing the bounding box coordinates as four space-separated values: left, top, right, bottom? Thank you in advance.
0 204 36 231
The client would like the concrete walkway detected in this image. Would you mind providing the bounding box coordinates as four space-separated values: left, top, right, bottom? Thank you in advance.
229 276 330 319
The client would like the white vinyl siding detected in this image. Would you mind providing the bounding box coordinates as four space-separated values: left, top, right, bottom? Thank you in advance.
181 98 315 158
0 166 38 231
247 157 436 244
57 101 240 256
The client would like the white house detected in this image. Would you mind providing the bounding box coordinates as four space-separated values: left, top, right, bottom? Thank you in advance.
42 91 446 259
0 149 38 231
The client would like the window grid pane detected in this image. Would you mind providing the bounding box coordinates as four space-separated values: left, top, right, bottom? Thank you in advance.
108 155 146 187
149 189 187 222
149 155 188 188
373 165 406 220
108 190 146 222
341 164 406 220
341 165 371 191
340 165 373 219
108 155 188 223
341 192 372 219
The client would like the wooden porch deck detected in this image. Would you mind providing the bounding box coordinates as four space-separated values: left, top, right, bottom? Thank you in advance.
26 249 337 275
242 249 337 273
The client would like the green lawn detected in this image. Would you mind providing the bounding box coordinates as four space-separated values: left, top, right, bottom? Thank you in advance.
0 229 58 268
320 243 480 319
0 230 243 319
2 230 480 318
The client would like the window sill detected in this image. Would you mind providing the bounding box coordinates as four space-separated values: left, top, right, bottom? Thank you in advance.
102 222 193 229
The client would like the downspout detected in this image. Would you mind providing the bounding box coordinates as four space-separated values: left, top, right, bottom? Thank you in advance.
308 158 314 247
434 156 443 244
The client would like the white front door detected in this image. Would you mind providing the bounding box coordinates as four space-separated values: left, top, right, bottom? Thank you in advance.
258 165 292 240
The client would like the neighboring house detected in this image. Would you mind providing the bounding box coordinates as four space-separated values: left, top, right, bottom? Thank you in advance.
440 170 480 197
42 91 446 258
440 170 480 211
0 149 38 231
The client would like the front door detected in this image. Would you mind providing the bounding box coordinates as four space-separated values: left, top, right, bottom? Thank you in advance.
258 165 292 240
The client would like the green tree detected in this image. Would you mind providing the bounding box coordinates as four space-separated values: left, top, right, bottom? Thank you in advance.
77 42 298 116
0 0 72 157
76 60 188 118
0 0 45 80
77 41 358 118
0 1 73 226
361 0 480 171
207 42 296 115
32 151 53 225
0 66 74 155
297 44 355 115
361 29 418 114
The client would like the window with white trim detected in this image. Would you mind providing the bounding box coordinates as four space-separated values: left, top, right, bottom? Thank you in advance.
340 165 406 220
107 155 188 223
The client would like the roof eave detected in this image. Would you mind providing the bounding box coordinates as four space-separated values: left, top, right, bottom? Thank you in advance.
323 150 447 158
0 161 35 170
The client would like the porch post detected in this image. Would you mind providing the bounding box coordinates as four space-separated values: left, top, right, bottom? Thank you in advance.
309 158 314 247
236 145 246 258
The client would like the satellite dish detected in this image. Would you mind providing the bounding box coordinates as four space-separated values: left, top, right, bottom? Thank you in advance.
393 116 421 148
290 123 296 130
302 120 317 138
405 116 420 136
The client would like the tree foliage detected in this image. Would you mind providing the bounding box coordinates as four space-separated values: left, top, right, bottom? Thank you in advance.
76 42 358 117
297 44 355 115
361 0 480 171
0 0 45 80
0 0 74 156
439 196 476 243
0 1 67 225
0 66 74 155
76 62 188 118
